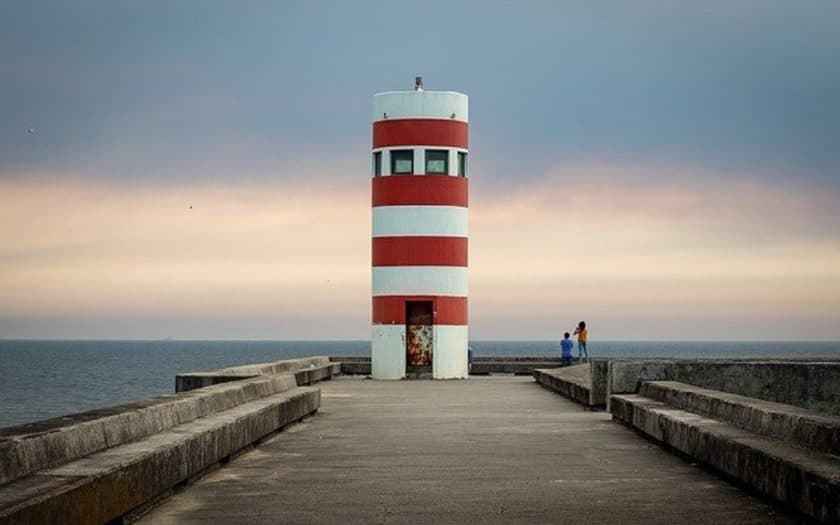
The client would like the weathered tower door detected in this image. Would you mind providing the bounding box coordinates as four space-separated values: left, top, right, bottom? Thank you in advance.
405 301 433 372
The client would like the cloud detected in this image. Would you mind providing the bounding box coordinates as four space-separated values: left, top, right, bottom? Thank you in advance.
1 160 839 339
0 175 370 327
2 2 839 183
468 162 840 338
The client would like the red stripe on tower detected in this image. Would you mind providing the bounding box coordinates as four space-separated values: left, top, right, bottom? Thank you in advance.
372 237 467 267
372 176 468 207
373 119 468 149
373 296 468 325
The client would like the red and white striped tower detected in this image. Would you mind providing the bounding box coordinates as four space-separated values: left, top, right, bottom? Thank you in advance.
371 79 469 379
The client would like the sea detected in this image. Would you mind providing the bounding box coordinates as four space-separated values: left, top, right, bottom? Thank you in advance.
1 339 839 428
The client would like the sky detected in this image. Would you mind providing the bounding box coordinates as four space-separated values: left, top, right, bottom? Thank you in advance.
1 1 839 340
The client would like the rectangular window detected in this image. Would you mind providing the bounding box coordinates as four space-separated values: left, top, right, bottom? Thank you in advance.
390 149 414 175
373 151 382 176
425 149 449 174
458 152 468 177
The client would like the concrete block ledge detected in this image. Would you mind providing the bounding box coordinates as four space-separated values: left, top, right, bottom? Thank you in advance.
0 387 320 525
533 367 594 407
294 362 342 386
176 356 339 392
640 381 840 454
611 393 840 524
0 374 298 486
605 358 840 416
333 358 371 376
328 356 578 376
533 363 608 408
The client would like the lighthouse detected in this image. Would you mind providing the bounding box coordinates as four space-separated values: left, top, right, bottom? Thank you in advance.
371 78 469 379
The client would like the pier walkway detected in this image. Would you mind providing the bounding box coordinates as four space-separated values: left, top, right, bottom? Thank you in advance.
141 376 798 524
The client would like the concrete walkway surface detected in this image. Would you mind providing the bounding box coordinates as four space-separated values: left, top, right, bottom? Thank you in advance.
141 376 801 524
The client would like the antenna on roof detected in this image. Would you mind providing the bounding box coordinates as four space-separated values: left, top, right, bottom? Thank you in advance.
414 76 424 91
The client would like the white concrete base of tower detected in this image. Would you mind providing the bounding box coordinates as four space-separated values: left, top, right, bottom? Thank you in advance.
432 325 469 379
371 324 468 380
371 325 406 380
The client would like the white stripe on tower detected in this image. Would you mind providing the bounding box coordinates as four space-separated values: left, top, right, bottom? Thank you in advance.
373 91 468 122
372 206 468 238
372 266 468 297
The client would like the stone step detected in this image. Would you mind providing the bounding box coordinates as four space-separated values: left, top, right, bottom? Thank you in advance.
610 393 840 524
294 362 342 386
0 374 299 486
533 366 597 408
0 386 320 525
176 356 337 392
640 381 840 454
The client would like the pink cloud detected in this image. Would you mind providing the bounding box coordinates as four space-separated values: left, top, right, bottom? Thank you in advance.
1 160 838 339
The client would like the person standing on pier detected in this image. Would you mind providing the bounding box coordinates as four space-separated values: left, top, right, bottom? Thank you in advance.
560 332 574 366
573 321 588 361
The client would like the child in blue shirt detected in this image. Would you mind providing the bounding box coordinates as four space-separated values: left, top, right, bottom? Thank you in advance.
560 332 574 366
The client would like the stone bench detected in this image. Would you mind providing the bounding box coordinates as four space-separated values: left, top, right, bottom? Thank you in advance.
176 355 341 392
533 366 593 407
605 358 840 416
611 381 840 523
330 356 371 375
640 381 840 454
533 361 608 408
0 374 319 524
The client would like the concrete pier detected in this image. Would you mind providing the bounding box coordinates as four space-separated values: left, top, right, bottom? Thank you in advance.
141 376 797 524
0 358 338 525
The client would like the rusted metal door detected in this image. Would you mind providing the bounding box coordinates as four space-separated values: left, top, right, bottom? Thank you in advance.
406 301 433 368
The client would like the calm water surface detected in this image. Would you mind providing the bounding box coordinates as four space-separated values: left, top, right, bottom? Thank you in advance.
1 339 839 428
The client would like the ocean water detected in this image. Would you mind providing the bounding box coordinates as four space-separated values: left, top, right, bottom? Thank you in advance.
1 339 839 428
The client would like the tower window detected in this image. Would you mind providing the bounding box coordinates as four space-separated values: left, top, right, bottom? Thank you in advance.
458 151 468 177
373 151 382 176
390 150 414 174
426 150 449 174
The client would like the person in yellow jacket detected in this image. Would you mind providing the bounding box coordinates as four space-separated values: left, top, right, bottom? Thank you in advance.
573 321 588 360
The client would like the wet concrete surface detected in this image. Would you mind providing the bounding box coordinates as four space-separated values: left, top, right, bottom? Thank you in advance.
140 376 801 524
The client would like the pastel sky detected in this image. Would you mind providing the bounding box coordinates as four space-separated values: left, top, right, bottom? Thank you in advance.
1 2 838 340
